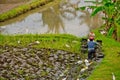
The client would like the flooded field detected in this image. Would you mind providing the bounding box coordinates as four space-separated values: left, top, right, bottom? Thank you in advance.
0 0 103 37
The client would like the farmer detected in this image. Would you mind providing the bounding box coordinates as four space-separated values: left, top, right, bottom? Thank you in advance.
88 32 95 40
87 36 97 61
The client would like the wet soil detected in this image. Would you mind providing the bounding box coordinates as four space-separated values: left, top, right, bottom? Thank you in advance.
0 45 93 80
0 0 32 14
0 3 25 14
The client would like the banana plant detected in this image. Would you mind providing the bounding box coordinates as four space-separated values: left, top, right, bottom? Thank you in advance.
77 0 120 41
91 0 120 40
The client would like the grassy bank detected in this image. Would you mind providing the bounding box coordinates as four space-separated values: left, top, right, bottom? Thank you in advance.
0 0 55 22
0 34 81 53
87 30 120 80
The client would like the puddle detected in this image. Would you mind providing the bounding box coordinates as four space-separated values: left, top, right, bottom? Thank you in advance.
0 0 103 37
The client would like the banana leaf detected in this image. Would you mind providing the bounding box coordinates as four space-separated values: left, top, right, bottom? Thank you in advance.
115 20 120 41
91 6 104 16
107 26 114 37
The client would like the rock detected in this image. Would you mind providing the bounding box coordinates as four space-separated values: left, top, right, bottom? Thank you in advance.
84 59 90 67
21 48 28 52
46 68 51 73
54 54 58 59
62 77 67 80
80 67 88 73
76 60 83 64
49 57 54 61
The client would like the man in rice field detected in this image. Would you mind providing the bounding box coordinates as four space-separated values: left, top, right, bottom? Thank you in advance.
87 36 97 61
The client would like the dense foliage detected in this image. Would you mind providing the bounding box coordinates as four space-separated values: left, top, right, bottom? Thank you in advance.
78 0 120 41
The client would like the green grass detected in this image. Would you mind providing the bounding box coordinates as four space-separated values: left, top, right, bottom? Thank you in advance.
87 30 120 80
0 34 81 53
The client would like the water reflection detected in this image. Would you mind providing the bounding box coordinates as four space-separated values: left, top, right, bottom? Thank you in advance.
42 5 65 33
59 0 78 20
0 0 103 37
79 9 103 30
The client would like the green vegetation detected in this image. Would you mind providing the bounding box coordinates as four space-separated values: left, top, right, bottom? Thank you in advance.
77 0 120 41
84 1 120 79
87 30 120 80
0 32 120 79
0 0 120 79
77 1 120 79
91 0 120 41
0 0 55 22
0 34 81 53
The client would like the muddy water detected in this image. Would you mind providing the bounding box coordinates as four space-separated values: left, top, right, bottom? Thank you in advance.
0 0 103 37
